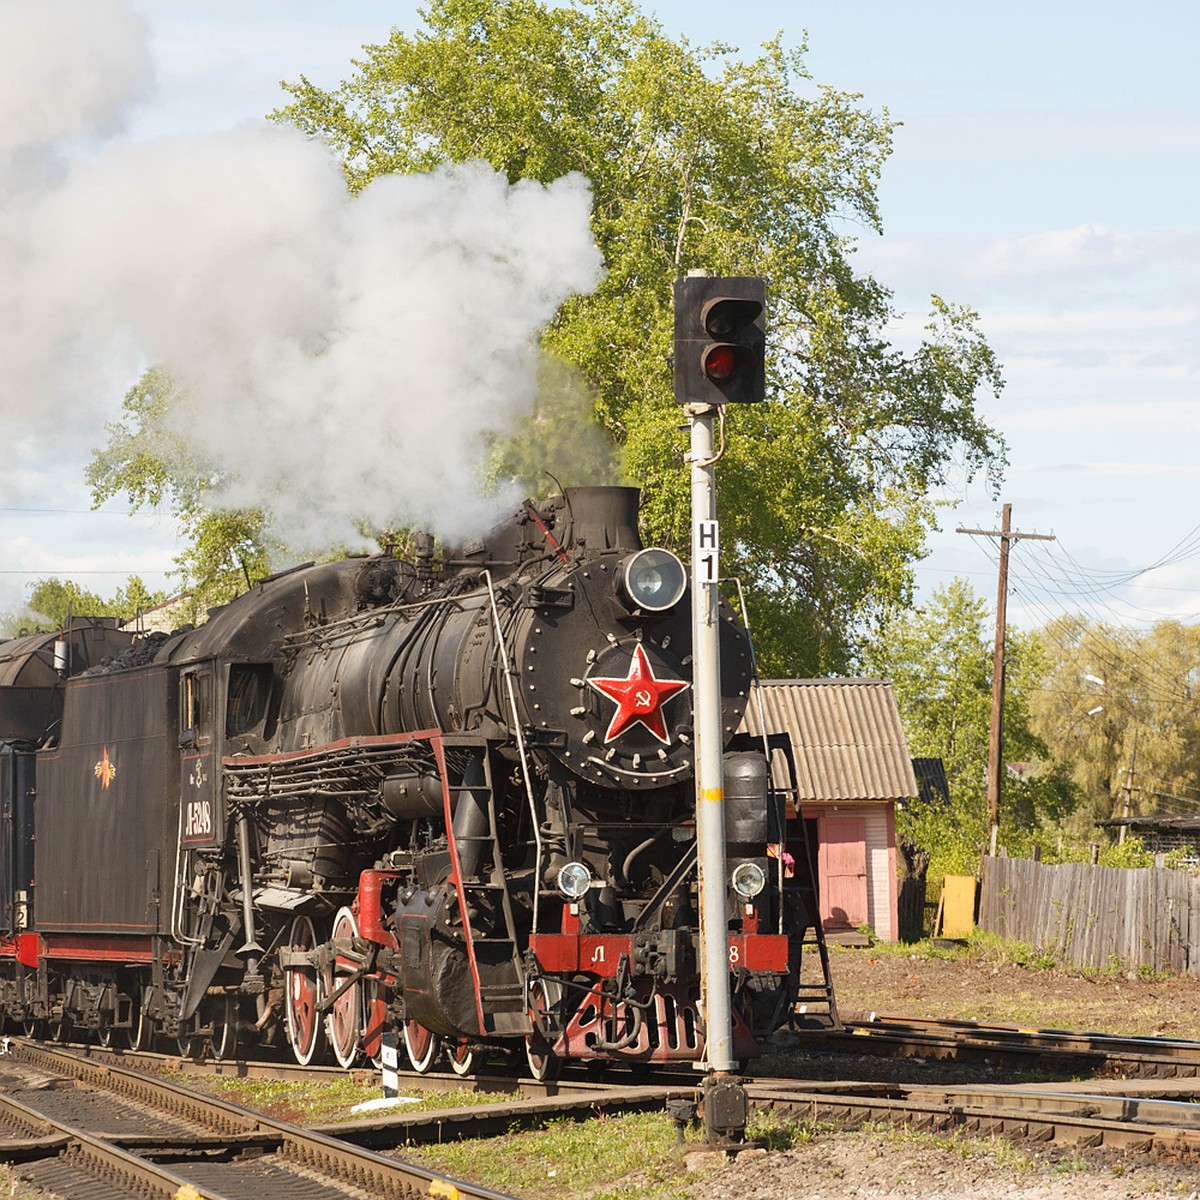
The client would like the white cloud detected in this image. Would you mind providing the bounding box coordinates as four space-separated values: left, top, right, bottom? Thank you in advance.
896 111 1200 163
974 225 1200 279
857 225 1200 301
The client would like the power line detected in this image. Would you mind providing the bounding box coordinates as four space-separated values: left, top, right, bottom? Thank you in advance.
0 507 142 516
0 569 173 577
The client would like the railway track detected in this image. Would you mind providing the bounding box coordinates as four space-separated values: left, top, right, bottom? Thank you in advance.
17 1023 1200 1195
743 1076 1200 1157
0 1040 518 1199
803 1014 1200 1077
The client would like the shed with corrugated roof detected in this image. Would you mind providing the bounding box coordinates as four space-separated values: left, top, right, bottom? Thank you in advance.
740 678 917 942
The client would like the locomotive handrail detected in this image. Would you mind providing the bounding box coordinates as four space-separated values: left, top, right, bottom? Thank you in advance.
732 575 788 936
483 570 544 955
277 576 486 647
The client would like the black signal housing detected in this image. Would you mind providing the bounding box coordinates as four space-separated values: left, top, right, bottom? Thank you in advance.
673 276 766 405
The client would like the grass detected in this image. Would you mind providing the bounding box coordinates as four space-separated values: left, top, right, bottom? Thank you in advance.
404 1110 830 1199
850 930 1060 970
0 1167 50 1199
402 1110 707 1200
173 1072 511 1125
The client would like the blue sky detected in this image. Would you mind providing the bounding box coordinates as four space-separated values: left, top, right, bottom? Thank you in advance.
3 0 1198 638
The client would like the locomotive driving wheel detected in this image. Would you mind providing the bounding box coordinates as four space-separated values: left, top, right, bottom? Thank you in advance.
130 990 154 1051
446 1038 476 1077
175 1021 199 1058
207 995 239 1061
362 976 388 1067
284 914 325 1066
326 907 362 1069
403 1019 440 1073
524 978 561 1083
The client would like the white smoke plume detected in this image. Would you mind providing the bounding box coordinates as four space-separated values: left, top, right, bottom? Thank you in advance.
0 0 604 550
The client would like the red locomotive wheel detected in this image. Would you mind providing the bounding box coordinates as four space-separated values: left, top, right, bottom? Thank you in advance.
326 907 362 1069
446 1038 476 1077
285 914 325 1066
524 979 560 1083
362 977 388 1067
403 1019 439 1073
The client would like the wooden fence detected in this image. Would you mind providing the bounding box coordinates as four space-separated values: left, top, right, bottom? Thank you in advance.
978 855 1200 975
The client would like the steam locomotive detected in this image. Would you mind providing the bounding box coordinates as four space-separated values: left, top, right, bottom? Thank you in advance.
0 486 812 1075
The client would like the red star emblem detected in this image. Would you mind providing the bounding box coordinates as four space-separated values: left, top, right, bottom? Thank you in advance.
587 644 689 745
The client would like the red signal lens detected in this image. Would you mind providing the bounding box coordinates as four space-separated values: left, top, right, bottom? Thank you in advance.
703 344 741 382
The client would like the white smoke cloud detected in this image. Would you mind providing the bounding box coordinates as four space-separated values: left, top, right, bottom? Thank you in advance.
0 0 153 176
0 0 604 550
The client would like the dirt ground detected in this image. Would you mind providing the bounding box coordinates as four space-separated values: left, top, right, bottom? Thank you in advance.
692 1130 1200 1200
825 943 1200 1039
691 944 1200 1199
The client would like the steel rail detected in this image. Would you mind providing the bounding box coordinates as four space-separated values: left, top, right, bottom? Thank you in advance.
0 1089 246 1199
24 1037 1200 1171
807 1016 1200 1077
11 1042 517 1200
857 1014 1200 1058
744 1082 1200 1157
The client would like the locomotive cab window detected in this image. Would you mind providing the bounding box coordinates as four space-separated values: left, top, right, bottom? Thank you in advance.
180 671 212 748
226 663 271 735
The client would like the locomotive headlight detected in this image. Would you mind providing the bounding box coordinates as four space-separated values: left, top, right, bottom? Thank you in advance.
556 861 593 900
731 861 766 899
619 548 686 612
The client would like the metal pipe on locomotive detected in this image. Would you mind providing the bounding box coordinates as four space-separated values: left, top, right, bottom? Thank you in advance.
0 485 808 1074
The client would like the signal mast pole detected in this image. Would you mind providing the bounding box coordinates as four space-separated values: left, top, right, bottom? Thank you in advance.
675 272 765 1146
688 404 736 1077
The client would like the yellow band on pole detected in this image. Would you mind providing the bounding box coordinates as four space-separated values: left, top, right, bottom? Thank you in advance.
701 788 724 803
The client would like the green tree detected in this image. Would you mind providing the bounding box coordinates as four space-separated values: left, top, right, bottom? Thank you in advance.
1031 615 1200 823
866 579 1074 877
270 0 1005 674
86 369 273 619
1 575 167 636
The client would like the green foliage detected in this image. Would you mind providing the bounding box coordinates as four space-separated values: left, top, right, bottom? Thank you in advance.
1 575 167 636
1030 615 1200 823
404 1111 706 1200
484 355 628 495
86 368 274 618
206 1074 504 1123
272 0 1005 674
866 578 1077 882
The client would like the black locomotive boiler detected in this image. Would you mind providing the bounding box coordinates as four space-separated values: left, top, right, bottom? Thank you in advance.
0 486 813 1075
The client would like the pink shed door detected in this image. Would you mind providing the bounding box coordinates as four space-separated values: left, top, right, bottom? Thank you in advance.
818 815 869 932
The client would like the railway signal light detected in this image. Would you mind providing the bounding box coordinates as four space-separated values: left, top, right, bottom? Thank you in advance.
673 275 766 405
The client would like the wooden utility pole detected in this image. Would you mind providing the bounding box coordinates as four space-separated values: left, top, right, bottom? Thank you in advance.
957 505 1055 829
1117 726 1140 844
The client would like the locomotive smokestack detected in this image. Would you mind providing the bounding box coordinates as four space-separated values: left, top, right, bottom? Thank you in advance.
561 486 642 553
